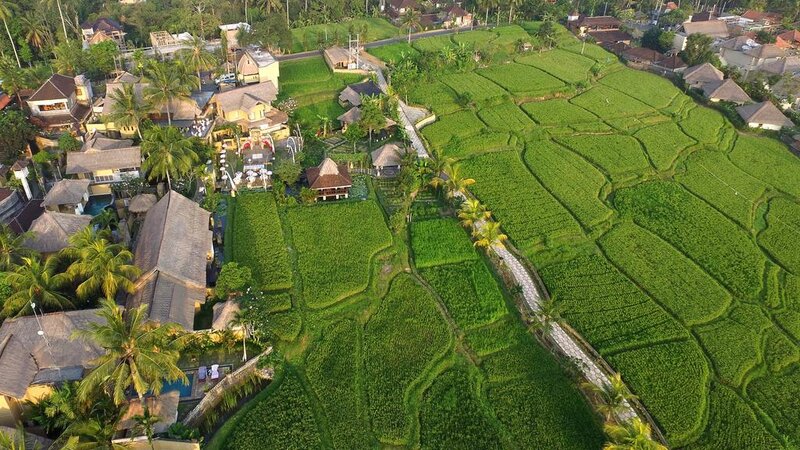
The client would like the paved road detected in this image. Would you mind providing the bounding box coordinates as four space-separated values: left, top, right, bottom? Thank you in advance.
276 25 483 61
370 66 429 158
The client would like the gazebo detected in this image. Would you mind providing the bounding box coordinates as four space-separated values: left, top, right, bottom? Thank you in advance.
371 142 411 176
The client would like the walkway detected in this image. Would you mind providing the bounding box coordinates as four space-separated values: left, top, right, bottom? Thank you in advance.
491 244 637 421
371 66 429 158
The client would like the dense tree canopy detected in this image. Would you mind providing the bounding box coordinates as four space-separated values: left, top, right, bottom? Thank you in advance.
0 110 36 164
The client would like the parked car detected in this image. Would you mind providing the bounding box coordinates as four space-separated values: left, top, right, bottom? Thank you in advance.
215 73 236 85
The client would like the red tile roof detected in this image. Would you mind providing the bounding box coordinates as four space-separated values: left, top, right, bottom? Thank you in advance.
306 158 352 190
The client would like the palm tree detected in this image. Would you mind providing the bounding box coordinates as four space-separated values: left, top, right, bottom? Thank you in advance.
583 373 638 422
39 0 69 42
0 223 33 271
66 238 139 300
472 220 507 249
507 0 522 23
436 162 475 198
178 35 218 90
4 257 73 317
73 298 187 405
0 59 29 104
458 198 490 229
19 13 51 51
0 0 21 68
27 382 78 435
141 126 199 189
426 147 454 190
107 83 151 140
144 61 193 126
525 297 564 335
259 0 282 13
0 426 43 450
91 208 118 231
603 418 666 450
230 312 255 362
400 9 421 44
60 418 128 450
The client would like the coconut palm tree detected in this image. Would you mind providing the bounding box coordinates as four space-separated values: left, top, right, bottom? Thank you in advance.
259 0 282 13
435 162 475 198
3 257 73 317
144 61 193 126
583 373 638 422
90 208 118 231
0 59 29 104
18 13 51 51
525 297 564 335
458 198 490 229
400 9 421 44
38 0 69 42
178 35 218 90
107 83 151 140
0 223 33 271
59 418 128 450
141 126 199 189
472 220 507 249
73 298 187 405
603 418 666 450
0 0 21 68
26 382 78 435
66 238 139 300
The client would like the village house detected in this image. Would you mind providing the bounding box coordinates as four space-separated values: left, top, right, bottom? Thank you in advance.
80 17 126 48
653 54 688 74
441 4 473 28
0 309 104 426
26 74 93 134
741 10 783 28
337 107 362 130
777 29 800 49
682 62 724 88
237 48 280 87
339 80 383 108
622 47 664 65
128 191 212 331
771 76 800 109
719 38 785 75
65 132 141 195
567 14 622 35
306 158 352 201
149 31 195 57
759 55 800 76
41 179 91 215
324 46 362 72
25 211 92 256
672 20 730 51
386 0 421 20
702 78 752 104
737 100 794 130
372 142 411 176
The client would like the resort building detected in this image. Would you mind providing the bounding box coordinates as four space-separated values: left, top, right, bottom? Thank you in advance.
215 82 288 138
441 4 473 28
237 48 280 87
26 74 93 134
0 309 104 426
128 191 212 331
306 158 352 201
682 63 724 89
66 132 142 195
41 179 91 215
339 80 383 108
718 38 784 75
372 142 411 176
25 211 92 255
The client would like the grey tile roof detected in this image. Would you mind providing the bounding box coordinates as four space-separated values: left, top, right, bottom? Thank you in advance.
216 82 278 115
25 211 91 254
66 133 141 174
683 63 724 85
41 179 91 207
128 191 211 330
737 101 794 127
702 78 752 103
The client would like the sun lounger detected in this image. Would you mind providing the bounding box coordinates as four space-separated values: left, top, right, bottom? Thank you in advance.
210 364 220 380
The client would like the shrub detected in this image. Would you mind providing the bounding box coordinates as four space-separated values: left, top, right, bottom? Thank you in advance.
214 262 252 300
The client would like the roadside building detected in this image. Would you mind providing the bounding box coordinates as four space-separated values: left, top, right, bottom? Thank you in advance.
737 101 794 129
237 48 280 87
80 17 126 48
215 81 289 139
339 80 383 107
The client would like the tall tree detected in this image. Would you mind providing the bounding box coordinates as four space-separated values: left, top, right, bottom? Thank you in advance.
437 162 475 198
65 237 139 300
3 256 73 317
0 223 33 271
0 0 20 67
52 40 85 75
39 0 69 42
400 8 421 44
259 0 282 13
681 33 715 66
73 298 187 405
107 83 151 140
458 198 490 229
18 13 51 51
359 96 386 143
141 126 199 189
0 109 37 163
178 35 218 90
144 61 193 126
603 418 666 450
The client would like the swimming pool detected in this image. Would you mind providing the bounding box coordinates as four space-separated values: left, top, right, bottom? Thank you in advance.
162 373 194 398
83 194 114 216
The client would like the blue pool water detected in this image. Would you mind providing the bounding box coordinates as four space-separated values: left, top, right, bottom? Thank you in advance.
162 374 194 398
83 194 114 216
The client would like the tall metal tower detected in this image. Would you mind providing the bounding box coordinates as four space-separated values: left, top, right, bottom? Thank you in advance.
348 34 361 70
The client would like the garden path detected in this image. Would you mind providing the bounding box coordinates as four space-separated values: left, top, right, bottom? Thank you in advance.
370 66 429 158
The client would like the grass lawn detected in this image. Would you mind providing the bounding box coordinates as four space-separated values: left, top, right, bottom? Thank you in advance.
290 18 399 53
